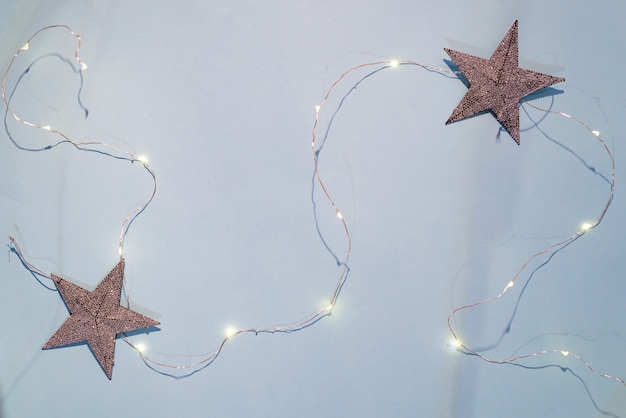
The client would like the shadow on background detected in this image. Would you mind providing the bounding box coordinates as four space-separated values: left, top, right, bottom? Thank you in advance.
3 52 88 152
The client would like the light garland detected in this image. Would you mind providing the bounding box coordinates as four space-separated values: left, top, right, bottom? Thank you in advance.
2 22 623 387
310 58 621 387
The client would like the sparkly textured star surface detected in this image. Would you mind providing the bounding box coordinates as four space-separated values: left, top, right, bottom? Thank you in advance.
445 20 565 144
43 259 159 379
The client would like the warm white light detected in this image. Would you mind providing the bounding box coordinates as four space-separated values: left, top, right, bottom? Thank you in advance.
118 247 123 256
136 343 146 353
326 303 333 311
591 130 600 137
505 280 514 289
449 338 462 350
389 59 399 67
336 211 344 220
315 105 321 113
581 222 593 232
20 43 29 51
561 350 570 356
42 125 51 131
137 155 149 165
80 62 88 70
225 327 237 338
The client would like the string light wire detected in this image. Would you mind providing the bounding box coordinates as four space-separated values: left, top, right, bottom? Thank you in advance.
3 25 358 378
444 103 621 385
2 26 623 384
310 61 622 387
1 25 157 261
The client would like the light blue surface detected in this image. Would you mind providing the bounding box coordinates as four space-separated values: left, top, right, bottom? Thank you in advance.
1 1 625 417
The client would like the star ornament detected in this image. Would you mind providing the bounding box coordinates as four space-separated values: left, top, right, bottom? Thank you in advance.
43 259 159 379
445 20 565 144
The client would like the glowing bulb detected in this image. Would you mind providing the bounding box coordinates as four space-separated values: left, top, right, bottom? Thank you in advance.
20 43 29 51
136 343 146 353
505 280 514 289
80 62 88 70
561 350 570 356
225 326 237 338
591 130 600 137
315 105 321 113
42 125 51 131
326 303 333 311
336 211 343 220
389 59 399 67
581 222 593 232
137 155 149 165
118 247 123 256
449 338 462 350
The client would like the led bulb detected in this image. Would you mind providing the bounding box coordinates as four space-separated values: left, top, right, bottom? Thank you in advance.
80 62 88 70
225 327 237 338
581 222 593 232
336 211 343 220
136 343 146 353
449 338 462 350
42 125 51 131
561 350 570 356
505 280 514 289
591 130 600 137
20 43 29 51
389 59 399 67
137 155 149 165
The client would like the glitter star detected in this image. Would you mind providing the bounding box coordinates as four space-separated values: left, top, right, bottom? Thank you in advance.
444 20 565 144
43 259 159 379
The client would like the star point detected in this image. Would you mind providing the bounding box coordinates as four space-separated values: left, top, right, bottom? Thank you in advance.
445 20 565 144
43 259 159 379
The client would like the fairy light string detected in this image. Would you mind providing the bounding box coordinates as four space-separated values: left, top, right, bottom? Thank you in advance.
2 25 350 377
2 25 157 266
2 25 623 385
311 63 621 386
444 104 620 384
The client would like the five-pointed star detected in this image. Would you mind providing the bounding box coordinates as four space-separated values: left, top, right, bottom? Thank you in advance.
444 20 565 144
43 259 159 379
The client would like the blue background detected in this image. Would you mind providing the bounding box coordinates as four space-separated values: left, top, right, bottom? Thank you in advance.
1 1 625 417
